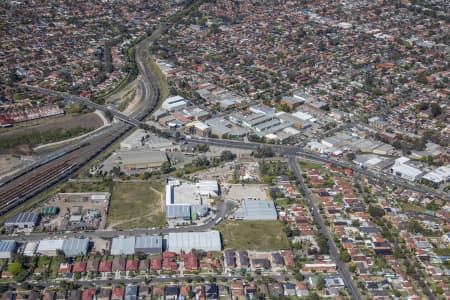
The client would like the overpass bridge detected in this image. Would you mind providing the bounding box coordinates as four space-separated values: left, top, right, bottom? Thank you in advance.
18 84 142 127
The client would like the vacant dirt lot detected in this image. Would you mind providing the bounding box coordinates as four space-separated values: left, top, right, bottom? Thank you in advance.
0 113 103 155
107 181 166 229
216 220 290 251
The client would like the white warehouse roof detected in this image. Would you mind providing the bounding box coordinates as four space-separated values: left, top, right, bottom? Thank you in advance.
62 238 89 257
236 199 278 221
37 239 64 253
110 236 135 255
423 165 450 184
168 231 221 253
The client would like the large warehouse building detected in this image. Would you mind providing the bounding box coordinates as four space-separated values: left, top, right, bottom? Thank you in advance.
110 237 136 255
62 238 89 257
168 231 221 253
114 149 168 175
36 239 65 256
134 235 162 254
4 212 40 229
235 199 277 221
0 240 17 259
165 179 217 224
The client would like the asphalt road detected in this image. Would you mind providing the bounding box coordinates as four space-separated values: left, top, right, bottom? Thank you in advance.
0 29 164 215
18 85 142 127
188 137 449 201
0 199 236 241
287 155 362 300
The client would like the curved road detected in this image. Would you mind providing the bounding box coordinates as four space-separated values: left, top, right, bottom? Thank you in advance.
0 29 164 215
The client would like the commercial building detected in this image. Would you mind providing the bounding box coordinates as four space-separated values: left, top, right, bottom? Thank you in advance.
120 129 173 151
134 236 162 255
391 157 423 181
235 200 278 221
162 96 189 112
23 241 38 257
165 179 217 223
110 237 135 255
168 231 221 253
422 165 450 185
36 239 65 256
113 149 168 175
4 212 40 229
62 238 89 257
0 240 16 259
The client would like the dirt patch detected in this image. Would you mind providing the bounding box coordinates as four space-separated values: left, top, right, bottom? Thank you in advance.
0 113 103 154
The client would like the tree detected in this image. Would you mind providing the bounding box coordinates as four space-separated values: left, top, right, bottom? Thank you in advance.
316 275 325 290
368 205 385 219
8 262 22 276
160 161 171 174
430 102 442 117
220 150 236 162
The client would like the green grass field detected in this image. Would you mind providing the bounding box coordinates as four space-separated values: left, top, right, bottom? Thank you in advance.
216 221 290 251
107 182 166 229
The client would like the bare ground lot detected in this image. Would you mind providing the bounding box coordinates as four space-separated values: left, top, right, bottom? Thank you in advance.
0 113 103 155
0 154 33 178
216 220 290 251
107 182 166 229
223 184 269 201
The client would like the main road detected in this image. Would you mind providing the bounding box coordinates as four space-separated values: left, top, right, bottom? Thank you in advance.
0 29 164 215
188 137 450 201
17 85 142 127
288 155 362 300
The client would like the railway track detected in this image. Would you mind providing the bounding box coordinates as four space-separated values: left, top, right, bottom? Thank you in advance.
0 31 162 216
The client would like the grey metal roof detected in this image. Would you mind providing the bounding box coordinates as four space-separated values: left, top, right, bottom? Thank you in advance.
62 238 89 257
135 235 162 250
125 285 138 300
168 231 221 253
0 240 16 253
5 212 40 226
237 200 278 220
166 205 191 219
111 236 135 255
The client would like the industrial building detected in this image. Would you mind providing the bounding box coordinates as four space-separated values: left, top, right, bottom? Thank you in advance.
168 231 221 253
4 212 40 229
120 129 173 151
112 149 168 175
36 239 64 256
422 165 450 185
391 157 424 181
235 199 278 221
165 179 217 224
110 237 136 255
134 236 162 255
0 240 16 259
23 242 38 257
62 238 89 257
166 205 191 223
162 95 190 112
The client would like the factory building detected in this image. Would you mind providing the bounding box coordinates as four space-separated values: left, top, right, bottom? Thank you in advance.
36 239 64 256
235 199 278 221
166 205 191 223
134 236 162 255
23 242 38 257
110 237 136 255
62 238 89 257
114 149 168 175
4 212 40 229
0 240 17 259
168 231 221 253
162 95 190 112
391 157 423 182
